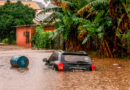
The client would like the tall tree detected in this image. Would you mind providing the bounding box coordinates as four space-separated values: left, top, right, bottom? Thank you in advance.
0 0 35 43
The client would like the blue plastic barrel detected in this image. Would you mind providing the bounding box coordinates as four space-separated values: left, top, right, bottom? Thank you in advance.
10 56 29 68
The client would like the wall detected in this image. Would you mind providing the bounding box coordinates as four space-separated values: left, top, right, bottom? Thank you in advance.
35 10 37 15
44 27 56 32
16 26 55 47
16 26 32 47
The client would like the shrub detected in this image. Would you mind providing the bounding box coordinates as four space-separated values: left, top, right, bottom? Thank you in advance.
12 40 16 45
2 38 8 44
31 24 53 49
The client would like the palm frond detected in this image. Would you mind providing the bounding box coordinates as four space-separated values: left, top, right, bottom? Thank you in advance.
49 25 65 39
76 0 108 16
45 15 57 26
55 12 64 20
73 17 92 25
87 0 108 7
42 11 64 25
61 0 72 5
42 13 56 23
93 10 105 23
82 32 94 44
128 0 130 11
38 7 62 15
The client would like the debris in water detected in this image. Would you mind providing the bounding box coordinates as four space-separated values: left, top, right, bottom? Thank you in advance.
10 56 29 68
113 64 119 66
117 67 121 69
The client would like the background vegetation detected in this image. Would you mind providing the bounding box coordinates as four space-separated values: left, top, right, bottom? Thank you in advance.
0 0 35 44
39 0 130 58
31 25 54 49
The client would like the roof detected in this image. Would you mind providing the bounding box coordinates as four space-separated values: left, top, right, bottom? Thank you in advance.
34 14 51 22
45 3 57 8
35 2 45 9
0 1 40 10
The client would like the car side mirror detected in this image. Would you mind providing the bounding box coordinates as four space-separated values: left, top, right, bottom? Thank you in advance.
42 58 47 62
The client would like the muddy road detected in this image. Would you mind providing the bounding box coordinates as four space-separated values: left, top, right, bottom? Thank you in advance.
0 46 130 90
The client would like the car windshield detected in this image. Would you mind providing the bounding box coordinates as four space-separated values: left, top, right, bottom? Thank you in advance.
63 55 90 62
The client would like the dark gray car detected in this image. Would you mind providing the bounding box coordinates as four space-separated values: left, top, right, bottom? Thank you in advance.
43 51 95 71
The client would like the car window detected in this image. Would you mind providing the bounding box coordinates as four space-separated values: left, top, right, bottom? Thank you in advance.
63 55 92 63
48 53 58 61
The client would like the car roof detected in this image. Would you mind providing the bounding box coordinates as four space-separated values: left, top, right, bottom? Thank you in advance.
55 51 88 56
63 53 88 56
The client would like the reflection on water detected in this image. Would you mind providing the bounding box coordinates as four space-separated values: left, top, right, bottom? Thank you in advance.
0 50 130 90
10 67 29 73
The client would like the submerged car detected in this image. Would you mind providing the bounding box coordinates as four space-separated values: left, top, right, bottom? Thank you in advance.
43 50 95 71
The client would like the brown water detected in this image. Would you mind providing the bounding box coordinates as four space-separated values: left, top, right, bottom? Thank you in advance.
0 50 130 90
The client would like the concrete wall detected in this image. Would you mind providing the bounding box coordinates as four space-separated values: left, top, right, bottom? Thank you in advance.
16 26 32 47
16 26 55 47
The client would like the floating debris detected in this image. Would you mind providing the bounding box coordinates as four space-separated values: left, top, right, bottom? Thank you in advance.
117 67 121 69
113 64 119 66
10 56 29 68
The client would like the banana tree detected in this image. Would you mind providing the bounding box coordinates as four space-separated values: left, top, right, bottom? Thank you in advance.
75 0 111 43
49 8 85 39
76 0 109 16
79 10 112 44
110 0 130 58
116 0 130 19
38 0 92 40
75 0 116 57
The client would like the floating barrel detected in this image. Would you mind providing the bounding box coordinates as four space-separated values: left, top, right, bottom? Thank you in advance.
10 56 29 68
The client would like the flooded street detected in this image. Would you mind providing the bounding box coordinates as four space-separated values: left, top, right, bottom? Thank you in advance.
0 47 130 90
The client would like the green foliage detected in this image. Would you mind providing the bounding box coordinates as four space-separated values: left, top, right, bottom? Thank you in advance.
128 0 130 11
93 10 105 24
38 7 62 15
48 9 83 40
39 0 95 41
31 25 53 49
40 0 112 45
116 29 130 41
79 10 113 44
49 25 64 39
121 30 130 49
2 38 8 44
12 40 16 45
76 0 109 15
40 0 111 45
116 0 130 19
87 0 109 10
0 0 35 43
64 0 90 12
91 50 99 55
122 30 130 41
116 29 130 52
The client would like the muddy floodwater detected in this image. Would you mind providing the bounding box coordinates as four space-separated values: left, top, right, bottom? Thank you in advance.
1 49 130 90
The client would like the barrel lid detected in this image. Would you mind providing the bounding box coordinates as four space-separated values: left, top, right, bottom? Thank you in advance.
18 56 29 68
